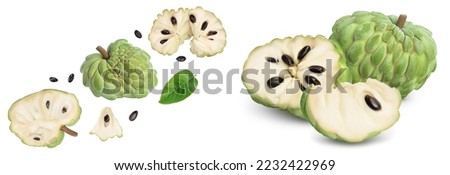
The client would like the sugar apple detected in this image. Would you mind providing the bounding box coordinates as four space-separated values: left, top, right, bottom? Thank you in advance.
330 11 437 98
242 35 350 119
8 89 81 148
90 107 123 141
301 79 401 142
81 39 158 100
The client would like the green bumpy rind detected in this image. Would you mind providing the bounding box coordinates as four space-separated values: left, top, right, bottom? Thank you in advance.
81 39 158 100
330 11 437 98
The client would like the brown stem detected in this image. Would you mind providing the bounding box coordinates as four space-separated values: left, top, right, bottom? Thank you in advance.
396 14 407 29
60 125 78 137
96 46 109 60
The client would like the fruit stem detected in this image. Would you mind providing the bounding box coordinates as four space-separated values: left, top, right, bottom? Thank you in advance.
396 14 407 29
96 46 109 60
60 125 78 137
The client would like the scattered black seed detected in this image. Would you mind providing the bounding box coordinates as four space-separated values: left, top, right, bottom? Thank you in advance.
308 65 326 74
161 29 171 35
304 75 321 86
365 95 382 111
49 77 58 82
134 30 142 39
129 110 138 121
267 77 284 88
281 54 295 66
176 56 186 62
68 73 74 83
266 57 278 63
189 14 196 23
33 137 40 141
207 31 217 36
45 101 50 109
209 38 214 41
104 114 110 123
170 16 177 25
160 39 168 44
298 46 311 61
62 107 67 113
201 21 208 31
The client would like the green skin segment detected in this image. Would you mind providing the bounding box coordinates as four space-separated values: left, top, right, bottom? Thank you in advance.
330 11 437 98
81 39 158 100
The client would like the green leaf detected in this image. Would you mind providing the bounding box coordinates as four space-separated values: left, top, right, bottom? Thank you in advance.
159 70 198 104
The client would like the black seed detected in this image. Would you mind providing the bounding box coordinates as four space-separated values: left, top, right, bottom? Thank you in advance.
209 38 214 41
304 75 321 86
45 101 50 109
176 56 186 62
309 65 326 74
170 16 177 25
298 46 311 61
129 110 138 121
33 137 40 141
201 21 208 31
62 107 67 113
267 77 284 88
134 30 142 39
365 95 382 111
189 14 196 23
160 39 168 44
68 73 74 83
266 57 278 63
161 29 171 35
104 114 110 123
281 54 295 66
49 77 58 82
207 31 217 36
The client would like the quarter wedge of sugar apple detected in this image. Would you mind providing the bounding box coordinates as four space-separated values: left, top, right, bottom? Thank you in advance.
8 89 81 148
149 8 192 55
242 35 350 119
90 107 123 141
188 7 227 57
330 11 437 98
301 79 401 143
81 39 158 100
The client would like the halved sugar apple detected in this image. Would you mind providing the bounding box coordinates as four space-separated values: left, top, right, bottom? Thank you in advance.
188 7 226 57
90 107 123 141
301 79 401 142
242 35 349 119
80 39 158 100
149 8 192 55
8 89 81 148
330 11 437 98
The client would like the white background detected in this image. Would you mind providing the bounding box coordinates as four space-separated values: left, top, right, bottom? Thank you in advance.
0 0 449 174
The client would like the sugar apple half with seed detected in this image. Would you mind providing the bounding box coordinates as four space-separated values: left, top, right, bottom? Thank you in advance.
330 11 437 98
81 39 158 100
242 35 350 119
301 78 401 142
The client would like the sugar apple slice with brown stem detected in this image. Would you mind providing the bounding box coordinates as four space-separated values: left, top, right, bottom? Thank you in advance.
242 35 350 119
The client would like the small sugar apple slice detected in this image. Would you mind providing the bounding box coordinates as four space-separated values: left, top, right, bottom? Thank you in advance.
80 39 158 100
188 7 227 57
301 79 401 143
242 35 350 119
90 107 123 141
149 8 192 55
8 89 81 148
330 11 437 98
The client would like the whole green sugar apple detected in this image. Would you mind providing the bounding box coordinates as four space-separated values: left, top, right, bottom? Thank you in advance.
330 11 436 98
81 39 158 100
